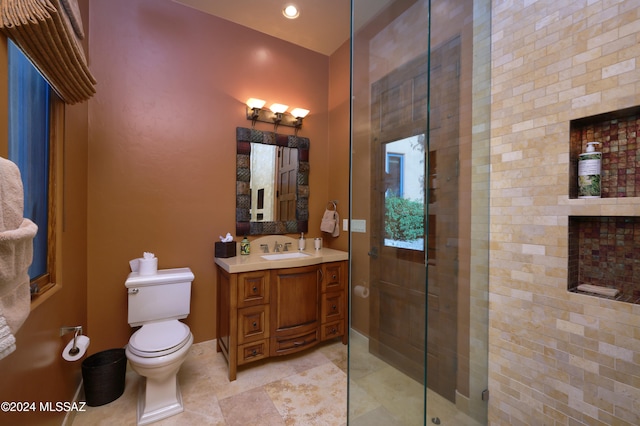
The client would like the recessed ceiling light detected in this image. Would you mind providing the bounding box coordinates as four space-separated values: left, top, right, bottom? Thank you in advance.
282 5 300 19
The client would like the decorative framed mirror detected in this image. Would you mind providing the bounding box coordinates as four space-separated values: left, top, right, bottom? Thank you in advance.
236 127 309 235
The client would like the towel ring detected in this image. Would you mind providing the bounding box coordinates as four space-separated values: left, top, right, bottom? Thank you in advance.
326 201 337 211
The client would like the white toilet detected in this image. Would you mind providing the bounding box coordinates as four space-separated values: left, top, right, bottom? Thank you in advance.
125 267 195 426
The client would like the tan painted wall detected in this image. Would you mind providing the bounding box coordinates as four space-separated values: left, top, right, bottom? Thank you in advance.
86 0 338 352
0 2 89 422
488 1 640 424
328 39 351 253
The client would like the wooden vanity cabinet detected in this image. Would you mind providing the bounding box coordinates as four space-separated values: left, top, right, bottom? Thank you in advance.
216 260 347 381
270 265 320 356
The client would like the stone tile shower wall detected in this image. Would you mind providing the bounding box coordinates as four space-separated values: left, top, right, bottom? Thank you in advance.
490 1 640 425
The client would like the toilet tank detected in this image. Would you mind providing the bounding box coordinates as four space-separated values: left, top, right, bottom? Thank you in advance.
125 267 195 326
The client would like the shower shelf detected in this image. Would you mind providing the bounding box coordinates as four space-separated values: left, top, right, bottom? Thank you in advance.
568 216 640 305
567 106 640 305
570 287 640 304
569 106 640 200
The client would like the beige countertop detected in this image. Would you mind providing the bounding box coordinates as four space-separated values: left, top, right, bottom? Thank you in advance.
214 235 348 273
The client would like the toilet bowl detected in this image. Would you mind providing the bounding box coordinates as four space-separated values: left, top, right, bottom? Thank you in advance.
124 267 195 426
126 320 193 425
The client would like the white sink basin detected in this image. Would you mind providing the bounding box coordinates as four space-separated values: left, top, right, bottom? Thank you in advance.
261 252 311 261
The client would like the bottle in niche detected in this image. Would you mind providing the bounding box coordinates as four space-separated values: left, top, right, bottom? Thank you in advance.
240 236 250 255
578 141 601 198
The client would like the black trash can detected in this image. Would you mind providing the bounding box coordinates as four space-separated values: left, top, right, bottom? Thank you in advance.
81 348 127 406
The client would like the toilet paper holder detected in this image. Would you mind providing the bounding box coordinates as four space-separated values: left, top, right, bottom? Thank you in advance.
60 326 83 356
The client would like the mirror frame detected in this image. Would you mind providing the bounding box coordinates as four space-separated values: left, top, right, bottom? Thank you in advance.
236 127 309 235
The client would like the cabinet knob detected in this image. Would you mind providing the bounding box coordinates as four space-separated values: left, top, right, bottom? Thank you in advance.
331 328 337 334
251 349 257 356
332 304 337 310
252 321 258 328
332 274 337 280
252 286 258 293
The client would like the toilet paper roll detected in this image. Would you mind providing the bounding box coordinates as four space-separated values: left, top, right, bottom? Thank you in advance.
62 335 90 362
353 285 369 299
138 257 158 276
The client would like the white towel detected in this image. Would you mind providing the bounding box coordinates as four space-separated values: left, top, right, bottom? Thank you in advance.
0 157 37 343
0 219 37 336
0 156 25 232
0 314 16 360
320 209 340 237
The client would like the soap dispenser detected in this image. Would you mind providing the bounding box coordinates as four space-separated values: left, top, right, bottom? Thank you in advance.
578 141 601 198
298 232 306 251
240 236 250 255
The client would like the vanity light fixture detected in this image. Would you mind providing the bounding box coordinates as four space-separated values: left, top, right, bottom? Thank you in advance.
291 108 309 135
245 99 310 132
270 103 288 131
282 5 300 19
246 98 266 125
290 108 309 126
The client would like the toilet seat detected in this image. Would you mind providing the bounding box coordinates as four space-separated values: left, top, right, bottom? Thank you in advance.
128 320 191 358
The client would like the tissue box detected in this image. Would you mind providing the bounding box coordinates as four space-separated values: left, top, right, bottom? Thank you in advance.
215 241 236 258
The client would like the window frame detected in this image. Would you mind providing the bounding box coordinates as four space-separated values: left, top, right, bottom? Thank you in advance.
385 152 404 197
30 99 58 299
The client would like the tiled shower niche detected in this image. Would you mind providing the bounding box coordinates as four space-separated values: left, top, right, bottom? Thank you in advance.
569 106 640 199
568 216 640 304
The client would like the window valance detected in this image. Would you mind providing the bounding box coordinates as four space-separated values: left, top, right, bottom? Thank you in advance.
0 0 96 104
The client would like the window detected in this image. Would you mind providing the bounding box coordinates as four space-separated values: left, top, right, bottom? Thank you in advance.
386 153 404 197
383 135 425 251
7 40 56 296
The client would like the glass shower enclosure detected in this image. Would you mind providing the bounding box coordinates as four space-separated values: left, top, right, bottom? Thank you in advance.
348 0 491 424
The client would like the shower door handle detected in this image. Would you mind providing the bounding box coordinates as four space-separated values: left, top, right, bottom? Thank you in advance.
367 247 378 259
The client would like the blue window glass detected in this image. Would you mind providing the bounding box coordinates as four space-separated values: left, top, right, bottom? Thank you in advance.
7 40 50 281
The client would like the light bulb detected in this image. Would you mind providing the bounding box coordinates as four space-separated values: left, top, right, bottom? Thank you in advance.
282 5 299 19
291 108 309 118
246 98 266 109
270 103 289 114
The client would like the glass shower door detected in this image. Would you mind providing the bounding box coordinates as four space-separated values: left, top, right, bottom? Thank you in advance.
348 0 491 424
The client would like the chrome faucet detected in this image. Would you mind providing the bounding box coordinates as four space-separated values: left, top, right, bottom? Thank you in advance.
284 242 292 252
273 241 283 252
260 244 269 253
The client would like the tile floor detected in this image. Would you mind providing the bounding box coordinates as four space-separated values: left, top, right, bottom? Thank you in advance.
71 332 482 425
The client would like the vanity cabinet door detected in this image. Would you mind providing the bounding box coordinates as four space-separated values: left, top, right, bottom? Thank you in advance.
321 320 345 340
238 340 269 365
238 305 269 345
237 271 269 307
322 262 345 293
321 291 345 323
270 264 320 356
